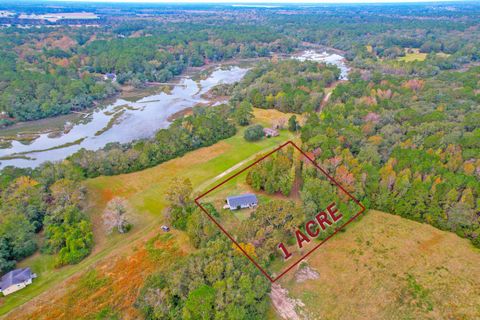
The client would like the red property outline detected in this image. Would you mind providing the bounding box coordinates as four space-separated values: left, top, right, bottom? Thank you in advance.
194 141 366 283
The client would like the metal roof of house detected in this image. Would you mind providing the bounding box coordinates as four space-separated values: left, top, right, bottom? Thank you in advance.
263 128 278 134
227 193 258 208
0 268 33 290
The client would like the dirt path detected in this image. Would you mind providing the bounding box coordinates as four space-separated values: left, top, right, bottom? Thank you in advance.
270 284 305 320
320 91 332 111
194 143 286 194
319 80 346 112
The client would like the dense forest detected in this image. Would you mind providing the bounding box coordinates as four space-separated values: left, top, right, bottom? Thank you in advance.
298 68 480 247
231 60 340 113
0 166 92 274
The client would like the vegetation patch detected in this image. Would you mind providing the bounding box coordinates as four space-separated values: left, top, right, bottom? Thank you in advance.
95 110 125 136
0 138 85 160
145 233 179 262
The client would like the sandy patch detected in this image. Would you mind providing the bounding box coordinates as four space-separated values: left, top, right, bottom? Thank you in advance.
270 284 305 320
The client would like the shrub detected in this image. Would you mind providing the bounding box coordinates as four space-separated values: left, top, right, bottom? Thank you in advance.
244 124 264 141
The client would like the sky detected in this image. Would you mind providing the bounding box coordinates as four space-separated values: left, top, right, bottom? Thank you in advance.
43 0 470 3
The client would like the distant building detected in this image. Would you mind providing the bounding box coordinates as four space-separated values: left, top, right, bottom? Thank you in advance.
0 268 37 296
103 73 117 82
161 225 170 232
226 193 258 210
263 127 279 137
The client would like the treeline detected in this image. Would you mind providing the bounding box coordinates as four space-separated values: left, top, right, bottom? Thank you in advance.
300 67 480 247
135 178 270 319
0 168 92 274
0 52 117 126
83 24 295 86
232 60 340 113
67 105 236 178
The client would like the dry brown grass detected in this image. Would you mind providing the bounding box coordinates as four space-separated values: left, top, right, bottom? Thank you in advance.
277 210 480 320
8 229 192 320
253 108 304 127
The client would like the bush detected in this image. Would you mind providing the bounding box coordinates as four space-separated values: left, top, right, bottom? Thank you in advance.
244 124 264 141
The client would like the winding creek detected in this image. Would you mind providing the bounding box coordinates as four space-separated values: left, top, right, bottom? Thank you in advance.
0 51 348 169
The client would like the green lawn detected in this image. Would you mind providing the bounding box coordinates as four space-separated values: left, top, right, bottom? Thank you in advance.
127 126 295 215
398 52 428 62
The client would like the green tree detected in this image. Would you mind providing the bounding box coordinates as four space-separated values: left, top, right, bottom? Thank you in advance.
0 215 37 264
288 115 299 132
165 178 193 229
183 285 216 320
234 101 254 126
165 178 193 208
0 236 16 274
244 124 264 141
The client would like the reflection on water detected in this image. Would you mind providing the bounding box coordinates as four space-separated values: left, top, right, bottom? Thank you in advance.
0 66 248 168
295 50 349 80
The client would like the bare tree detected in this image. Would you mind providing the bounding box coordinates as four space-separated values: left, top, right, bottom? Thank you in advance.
103 197 130 234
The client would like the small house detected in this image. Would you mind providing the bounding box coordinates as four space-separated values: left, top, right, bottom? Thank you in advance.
226 193 258 210
103 73 117 82
0 268 36 296
161 225 170 232
263 128 279 137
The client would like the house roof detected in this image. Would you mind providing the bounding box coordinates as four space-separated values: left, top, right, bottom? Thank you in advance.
0 268 32 290
227 193 258 208
263 128 278 134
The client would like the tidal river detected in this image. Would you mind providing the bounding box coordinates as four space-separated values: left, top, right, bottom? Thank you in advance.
0 67 248 168
0 51 348 169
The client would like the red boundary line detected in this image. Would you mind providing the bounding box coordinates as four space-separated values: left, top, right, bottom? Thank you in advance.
194 141 365 283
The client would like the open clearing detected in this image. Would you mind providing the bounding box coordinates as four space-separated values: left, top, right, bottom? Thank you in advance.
276 210 480 320
398 52 428 62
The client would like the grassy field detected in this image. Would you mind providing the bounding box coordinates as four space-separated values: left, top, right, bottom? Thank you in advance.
398 52 428 62
396 49 450 63
276 210 480 320
0 108 295 318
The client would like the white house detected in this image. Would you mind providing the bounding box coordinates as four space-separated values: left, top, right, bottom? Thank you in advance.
103 73 117 82
263 127 279 137
225 193 258 210
0 268 36 296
